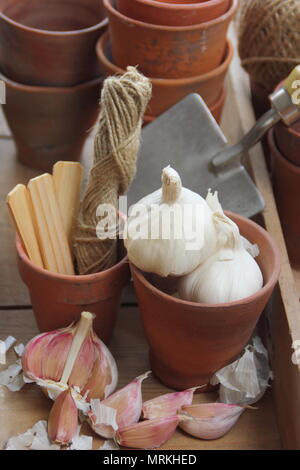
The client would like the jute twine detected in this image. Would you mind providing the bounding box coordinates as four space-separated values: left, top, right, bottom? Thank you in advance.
237 0 300 93
73 67 152 275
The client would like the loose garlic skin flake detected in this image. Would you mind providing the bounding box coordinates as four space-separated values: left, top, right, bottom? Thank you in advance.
124 167 217 277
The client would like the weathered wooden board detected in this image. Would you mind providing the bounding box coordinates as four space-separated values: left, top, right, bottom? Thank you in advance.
0 308 281 450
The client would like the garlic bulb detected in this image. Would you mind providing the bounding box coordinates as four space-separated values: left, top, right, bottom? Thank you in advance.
124 166 217 277
22 312 118 404
178 192 263 304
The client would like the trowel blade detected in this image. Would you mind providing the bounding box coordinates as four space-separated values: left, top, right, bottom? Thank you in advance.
128 93 265 218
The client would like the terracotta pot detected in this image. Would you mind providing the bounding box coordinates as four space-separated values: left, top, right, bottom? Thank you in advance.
130 212 280 390
210 85 226 123
96 32 233 116
1 72 102 171
116 0 230 26
268 129 300 268
142 86 226 127
271 78 300 167
16 237 130 344
155 1 207 3
0 0 107 86
274 120 300 167
104 0 237 78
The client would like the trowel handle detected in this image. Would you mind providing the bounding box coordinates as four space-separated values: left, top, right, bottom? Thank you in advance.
211 66 300 172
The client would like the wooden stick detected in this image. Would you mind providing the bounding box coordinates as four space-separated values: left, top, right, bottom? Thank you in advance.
53 161 83 245
28 174 74 275
6 184 44 269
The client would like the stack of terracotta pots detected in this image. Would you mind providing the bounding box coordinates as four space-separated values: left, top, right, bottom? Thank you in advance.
0 0 108 171
97 0 238 124
269 109 300 268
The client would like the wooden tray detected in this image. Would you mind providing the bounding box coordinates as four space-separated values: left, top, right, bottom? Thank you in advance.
0 30 299 450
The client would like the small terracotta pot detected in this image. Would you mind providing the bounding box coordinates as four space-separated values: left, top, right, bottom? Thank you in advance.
130 212 280 390
1 72 102 171
16 237 130 344
274 120 300 167
116 0 230 27
104 0 237 79
0 0 107 86
96 32 233 116
269 129 300 268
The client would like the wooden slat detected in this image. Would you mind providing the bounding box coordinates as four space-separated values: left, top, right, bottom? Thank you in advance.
228 27 300 449
0 307 281 450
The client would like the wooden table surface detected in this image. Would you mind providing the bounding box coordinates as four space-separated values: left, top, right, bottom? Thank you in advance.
0 93 282 450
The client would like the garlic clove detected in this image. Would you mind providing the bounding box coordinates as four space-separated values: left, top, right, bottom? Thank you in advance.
82 334 118 400
116 415 179 449
67 335 95 390
42 332 73 382
88 371 150 438
48 389 78 445
179 403 246 440
22 330 62 381
142 386 200 419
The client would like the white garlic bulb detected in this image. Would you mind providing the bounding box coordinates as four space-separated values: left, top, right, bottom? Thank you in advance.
124 166 217 277
178 192 263 304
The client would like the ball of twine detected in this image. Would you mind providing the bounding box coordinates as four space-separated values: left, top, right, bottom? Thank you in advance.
237 0 300 94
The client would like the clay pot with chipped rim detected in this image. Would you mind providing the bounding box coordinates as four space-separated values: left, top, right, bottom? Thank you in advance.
104 0 237 79
269 129 300 268
130 212 280 390
0 0 107 86
16 236 130 344
96 32 233 116
116 0 230 27
1 72 102 171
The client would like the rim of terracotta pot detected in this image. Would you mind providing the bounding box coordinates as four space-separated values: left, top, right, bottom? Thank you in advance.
269 128 300 174
96 32 233 86
130 211 281 309
16 210 128 282
0 3 108 36
143 86 226 122
0 70 103 93
121 0 228 12
104 0 238 31
16 236 129 283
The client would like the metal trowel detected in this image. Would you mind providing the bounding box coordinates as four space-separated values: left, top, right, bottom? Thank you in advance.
129 66 300 218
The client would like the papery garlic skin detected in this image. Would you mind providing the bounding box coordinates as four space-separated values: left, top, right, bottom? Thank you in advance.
48 389 78 445
179 403 245 440
116 415 179 449
22 312 118 405
142 387 198 420
211 336 273 405
124 166 217 277
179 191 263 304
88 371 150 438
